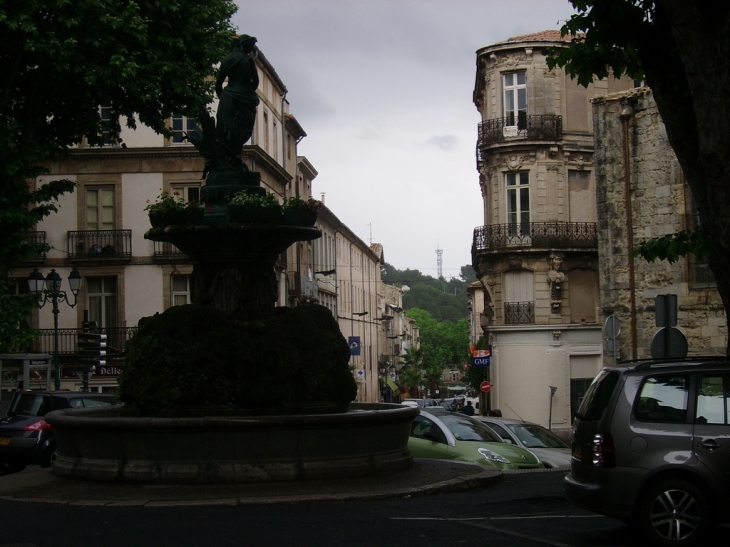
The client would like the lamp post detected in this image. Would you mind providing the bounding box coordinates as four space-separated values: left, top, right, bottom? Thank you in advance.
28 268 82 391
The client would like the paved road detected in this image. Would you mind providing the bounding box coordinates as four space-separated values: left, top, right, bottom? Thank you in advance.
0 470 654 547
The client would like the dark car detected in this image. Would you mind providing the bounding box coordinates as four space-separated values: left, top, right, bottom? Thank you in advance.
0 391 116 474
565 359 730 546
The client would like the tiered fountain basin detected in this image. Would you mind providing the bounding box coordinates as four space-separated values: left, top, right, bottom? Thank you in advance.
47 403 417 483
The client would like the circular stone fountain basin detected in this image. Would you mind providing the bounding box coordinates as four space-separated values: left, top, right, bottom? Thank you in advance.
46 403 418 483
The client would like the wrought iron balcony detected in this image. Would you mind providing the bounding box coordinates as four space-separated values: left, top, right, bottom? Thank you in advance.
18 327 137 356
477 115 562 148
473 222 597 252
68 230 132 260
504 302 535 324
153 241 188 260
19 231 47 261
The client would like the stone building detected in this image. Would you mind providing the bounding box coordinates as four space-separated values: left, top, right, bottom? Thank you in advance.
593 88 727 360
469 30 633 433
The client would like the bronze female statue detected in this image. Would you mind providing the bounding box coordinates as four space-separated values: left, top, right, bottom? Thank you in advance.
215 34 260 170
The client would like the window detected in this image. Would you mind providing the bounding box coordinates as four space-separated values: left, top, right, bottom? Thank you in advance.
504 270 534 324
410 415 447 444
171 114 199 144
635 375 689 423
503 71 527 128
100 105 114 145
689 194 714 286
696 375 729 425
87 276 117 328
172 275 191 306
86 187 115 230
171 183 201 205
263 111 269 151
506 171 530 239
273 120 278 161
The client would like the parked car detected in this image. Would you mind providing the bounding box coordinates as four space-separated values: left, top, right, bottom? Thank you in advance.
565 359 730 546
402 398 439 408
476 417 571 468
408 410 543 471
0 391 117 474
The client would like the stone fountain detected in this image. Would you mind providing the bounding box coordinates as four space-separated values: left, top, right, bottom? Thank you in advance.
45 35 417 483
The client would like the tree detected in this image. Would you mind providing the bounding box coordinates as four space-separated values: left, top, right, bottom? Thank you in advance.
398 346 425 397
0 0 237 350
403 308 470 395
547 1 730 350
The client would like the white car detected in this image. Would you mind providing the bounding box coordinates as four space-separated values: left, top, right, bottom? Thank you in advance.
476 417 571 468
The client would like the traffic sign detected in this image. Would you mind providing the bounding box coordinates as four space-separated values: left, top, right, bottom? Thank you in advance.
650 327 688 359
480 381 492 393
605 315 621 339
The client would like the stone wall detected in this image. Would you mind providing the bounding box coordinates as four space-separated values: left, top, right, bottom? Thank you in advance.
593 89 727 360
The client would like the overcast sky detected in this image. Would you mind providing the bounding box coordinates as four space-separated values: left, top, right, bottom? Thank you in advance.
232 0 577 278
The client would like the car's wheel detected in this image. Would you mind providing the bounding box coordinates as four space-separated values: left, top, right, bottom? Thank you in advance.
637 479 712 547
0 461 27 475
40 447 57 469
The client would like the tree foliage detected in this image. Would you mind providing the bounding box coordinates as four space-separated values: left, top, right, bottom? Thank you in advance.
632 228 710 264
0 0 237 350
402 308 470 394
548 1 730 350
381 263 476 321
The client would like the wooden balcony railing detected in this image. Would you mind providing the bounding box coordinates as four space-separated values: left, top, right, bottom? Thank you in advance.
504 302 535 324
477 115 562 148
68 230 132 259
473 222 597 252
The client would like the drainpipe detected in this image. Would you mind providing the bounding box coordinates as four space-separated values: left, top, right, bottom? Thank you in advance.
620 103 638 359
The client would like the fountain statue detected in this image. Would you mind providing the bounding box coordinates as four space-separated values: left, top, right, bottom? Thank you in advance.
46 36 417 483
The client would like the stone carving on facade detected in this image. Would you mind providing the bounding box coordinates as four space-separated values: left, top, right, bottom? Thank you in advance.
505 154 526 171
546 252 565 313
569 155 590 170
507 255 523 270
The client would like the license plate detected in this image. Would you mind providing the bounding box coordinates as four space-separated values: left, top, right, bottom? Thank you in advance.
572 444 582 460
0 437 10 446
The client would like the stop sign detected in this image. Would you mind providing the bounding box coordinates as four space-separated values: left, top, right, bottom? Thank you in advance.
480 381 492 393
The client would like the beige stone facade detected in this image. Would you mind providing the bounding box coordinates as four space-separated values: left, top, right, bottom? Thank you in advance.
469 31 633 434
593 89 727 360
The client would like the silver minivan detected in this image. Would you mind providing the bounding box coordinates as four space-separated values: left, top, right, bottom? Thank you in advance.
565 359 730 546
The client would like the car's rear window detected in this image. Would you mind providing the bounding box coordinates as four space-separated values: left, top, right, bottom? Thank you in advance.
68 397 115 408
576 369 620 421
10 394 49 417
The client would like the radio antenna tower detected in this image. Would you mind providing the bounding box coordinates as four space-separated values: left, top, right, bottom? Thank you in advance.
436 246 443 279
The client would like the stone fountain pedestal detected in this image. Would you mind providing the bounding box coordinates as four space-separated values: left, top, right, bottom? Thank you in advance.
45 194 417 483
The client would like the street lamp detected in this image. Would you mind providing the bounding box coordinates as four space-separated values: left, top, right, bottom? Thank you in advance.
28 268 82 390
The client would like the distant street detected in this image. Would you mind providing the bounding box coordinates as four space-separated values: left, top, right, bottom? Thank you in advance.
0 470 654 547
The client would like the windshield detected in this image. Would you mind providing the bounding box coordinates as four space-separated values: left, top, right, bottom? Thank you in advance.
440 414 501 442
507 423 569 448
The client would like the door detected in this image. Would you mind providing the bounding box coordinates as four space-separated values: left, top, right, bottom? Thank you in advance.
693 374 730 491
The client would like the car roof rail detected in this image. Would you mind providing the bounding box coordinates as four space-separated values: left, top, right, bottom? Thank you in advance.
624 356 730 370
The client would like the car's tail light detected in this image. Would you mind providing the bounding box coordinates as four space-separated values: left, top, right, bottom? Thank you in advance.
591 433 615 467
24 419 52 431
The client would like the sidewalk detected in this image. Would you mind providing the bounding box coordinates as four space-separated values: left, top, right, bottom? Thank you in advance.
0 459 502 507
